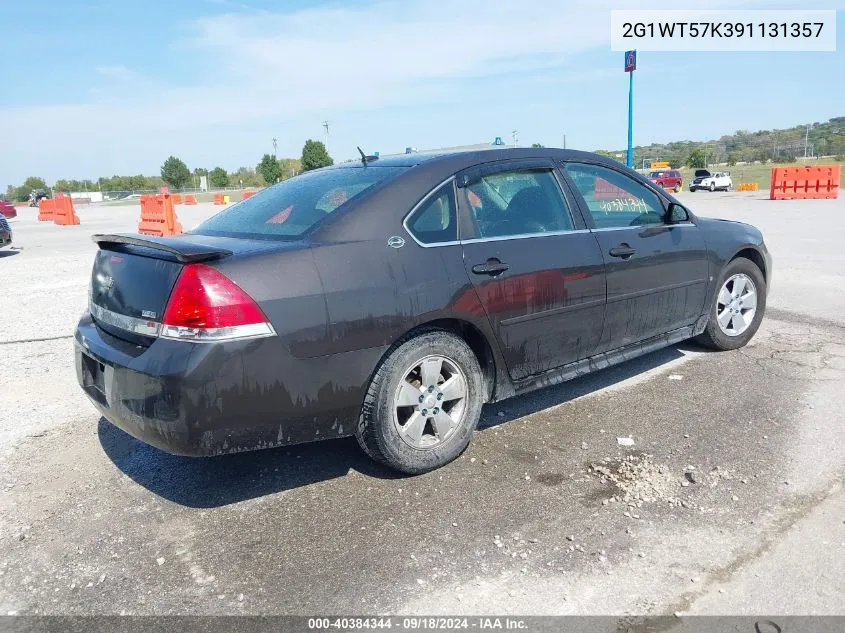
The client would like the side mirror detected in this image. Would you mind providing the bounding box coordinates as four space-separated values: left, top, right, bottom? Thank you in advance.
667 202 689 224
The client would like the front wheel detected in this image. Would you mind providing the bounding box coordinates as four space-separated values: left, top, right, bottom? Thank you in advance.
696 257 766 351
674 185 681 193
356 330 484 474
709 182 716 192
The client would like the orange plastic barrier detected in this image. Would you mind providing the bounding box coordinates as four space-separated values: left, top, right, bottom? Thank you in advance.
770 165 840 200
738 183 759 192
172 194 183 204
138 194 183 236
184 194 197 205
53 194 81 225
38 198 56 221
593 177 633 200
213 193 224 205
241 190 256 200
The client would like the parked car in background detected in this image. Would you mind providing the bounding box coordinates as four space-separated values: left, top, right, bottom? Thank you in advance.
0 200 17 219
0 215 12 249
690 170 732 192
648 169 682 193
76 148 770 474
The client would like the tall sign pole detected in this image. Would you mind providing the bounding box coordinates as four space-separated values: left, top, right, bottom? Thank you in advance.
624 50 637 169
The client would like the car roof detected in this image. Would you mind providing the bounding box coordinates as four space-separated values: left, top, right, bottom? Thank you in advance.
324 147 626 172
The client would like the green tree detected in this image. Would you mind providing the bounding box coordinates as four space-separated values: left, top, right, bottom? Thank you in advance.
160 156 191 189
669 160 682 169
13 176 49 201
278 158 301 179
686 149 706 169
257 153 282 184
531 143 544 148
726 153 738 167
209 167 229 188
300 140 333 172
230 167 263 188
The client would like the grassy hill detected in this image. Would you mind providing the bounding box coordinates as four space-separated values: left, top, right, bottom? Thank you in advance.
594 116 845 189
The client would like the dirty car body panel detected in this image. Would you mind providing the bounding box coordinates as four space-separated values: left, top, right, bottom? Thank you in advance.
74 148 771 457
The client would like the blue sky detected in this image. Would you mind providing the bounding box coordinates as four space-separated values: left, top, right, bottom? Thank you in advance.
1 0 843 188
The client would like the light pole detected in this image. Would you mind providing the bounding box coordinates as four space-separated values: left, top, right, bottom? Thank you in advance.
512 129 519 146
323 121 330 152
272 137 277 158
804 123 815 158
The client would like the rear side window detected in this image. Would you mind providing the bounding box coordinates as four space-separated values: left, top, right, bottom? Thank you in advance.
463 168 574 238
406 183 457 244
195 166 407 239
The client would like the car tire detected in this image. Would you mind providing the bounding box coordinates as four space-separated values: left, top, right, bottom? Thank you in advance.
689 187 696 192
674 185 681 193
356 329 484 474
709 182 716 192
696 257 766 351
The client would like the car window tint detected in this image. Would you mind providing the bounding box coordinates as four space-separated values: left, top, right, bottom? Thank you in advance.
564 163 666 228
194 166 407 240
463 168 573 238
407 183 457 244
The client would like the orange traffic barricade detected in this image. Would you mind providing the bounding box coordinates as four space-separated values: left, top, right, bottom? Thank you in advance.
53 194 81 225
185 194 197 205
738 183 759 192
242 190 256 200
172 194 183 204
213 193 224 205
138 194 183 236
38 198 56 221
770 165 840 200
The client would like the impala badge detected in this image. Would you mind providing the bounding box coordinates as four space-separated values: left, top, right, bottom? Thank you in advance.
387 236 406 249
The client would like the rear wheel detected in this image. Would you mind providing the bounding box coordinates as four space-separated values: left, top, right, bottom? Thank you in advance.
674 184 681 193
356 330 484 474
696 257 766 351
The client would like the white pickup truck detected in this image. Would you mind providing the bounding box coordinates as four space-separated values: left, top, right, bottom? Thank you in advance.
689 169 732 192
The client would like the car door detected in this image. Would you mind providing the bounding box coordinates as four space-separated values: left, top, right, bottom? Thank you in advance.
560 160 710 352
457 159 606 381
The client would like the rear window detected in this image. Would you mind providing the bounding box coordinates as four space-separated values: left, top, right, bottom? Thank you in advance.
194 166 407 240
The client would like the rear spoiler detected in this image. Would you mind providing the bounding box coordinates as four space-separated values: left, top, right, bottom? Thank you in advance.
91 234 233 263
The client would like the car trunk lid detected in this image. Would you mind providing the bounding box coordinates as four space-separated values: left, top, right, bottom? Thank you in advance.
89 233 259 345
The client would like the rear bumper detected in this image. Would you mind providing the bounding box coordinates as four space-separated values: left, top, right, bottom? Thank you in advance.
74 314 372 456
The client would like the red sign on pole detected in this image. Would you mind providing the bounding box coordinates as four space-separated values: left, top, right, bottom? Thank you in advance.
625 50 637 72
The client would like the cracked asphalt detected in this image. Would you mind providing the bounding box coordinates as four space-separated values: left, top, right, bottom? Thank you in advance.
1 193 843 616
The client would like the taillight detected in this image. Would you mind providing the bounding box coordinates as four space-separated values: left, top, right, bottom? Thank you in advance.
160 264 275 342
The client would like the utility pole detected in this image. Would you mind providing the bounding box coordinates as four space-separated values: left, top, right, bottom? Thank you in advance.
512 129 519 146
562 133 566 149
272 137 277 158
323 121 330 152
804 123 812 158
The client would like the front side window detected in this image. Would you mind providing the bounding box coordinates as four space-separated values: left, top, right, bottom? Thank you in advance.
564 162 666 228
406 183 457 244
195 166 407 240
462 168 574 238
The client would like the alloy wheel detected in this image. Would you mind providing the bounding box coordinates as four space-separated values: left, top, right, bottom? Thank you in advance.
716 273 757 336
392 355 468 449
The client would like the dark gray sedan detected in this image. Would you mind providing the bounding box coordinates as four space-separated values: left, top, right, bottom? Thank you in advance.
75 148 771 473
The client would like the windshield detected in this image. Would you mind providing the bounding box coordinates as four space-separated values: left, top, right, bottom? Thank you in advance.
194 166 407 240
